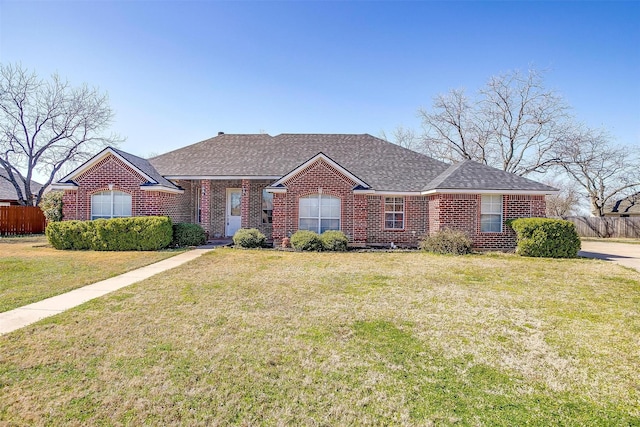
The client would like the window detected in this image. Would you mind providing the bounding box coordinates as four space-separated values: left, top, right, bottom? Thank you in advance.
195 187 201 223
262 190 273 224
481 194 502 232
91 190 132 220
384 197 404 229
298 194 340 233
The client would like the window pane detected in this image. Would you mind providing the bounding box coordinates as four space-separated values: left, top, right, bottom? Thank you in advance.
91 191 131 219
384 197 404 229
230 191 241 216
299 218 318 232
262 190 273 224
320 219 340 233
481 214 501 232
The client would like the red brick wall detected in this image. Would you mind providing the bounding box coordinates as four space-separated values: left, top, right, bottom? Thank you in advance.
271 159 363 243
366 195 429 246
427 193 547 251
60 154 179 221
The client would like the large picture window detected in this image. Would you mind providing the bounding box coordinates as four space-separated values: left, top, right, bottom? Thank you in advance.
299 194 340 233
481 194 502 232
91 190 132 220
384 197 404 229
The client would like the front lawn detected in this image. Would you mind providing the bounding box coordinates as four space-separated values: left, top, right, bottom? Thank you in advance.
0 235 182 312
1 249 638 425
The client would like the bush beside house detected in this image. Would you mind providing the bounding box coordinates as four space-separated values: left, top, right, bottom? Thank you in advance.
46 216 173 251
509 218 581 258
320 230 348 251
233 228 267 248
38 191 64 222
420 229 473 255
290 230 349 251
172 223 206 247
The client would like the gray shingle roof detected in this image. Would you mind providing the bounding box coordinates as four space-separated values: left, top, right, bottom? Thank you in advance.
110 147 179 190
150 133 450 192
423 160 557 192
146 133 555 193
0 171 42 201
607 192 640 215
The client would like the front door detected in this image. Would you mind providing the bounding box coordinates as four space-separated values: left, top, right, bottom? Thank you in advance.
226 188 242 237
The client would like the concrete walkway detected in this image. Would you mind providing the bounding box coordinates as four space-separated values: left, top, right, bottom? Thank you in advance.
579 241 640 272
0 247 215 335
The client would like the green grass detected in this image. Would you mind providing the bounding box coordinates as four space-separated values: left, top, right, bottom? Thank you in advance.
581 237 640 244
0 235 182 312
1 249 638 425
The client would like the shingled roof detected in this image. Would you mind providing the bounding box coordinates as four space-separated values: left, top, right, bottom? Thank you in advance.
109 147 179 190
149 133 449 192
0 171 43 202
606 192 640 216
423 160 557 193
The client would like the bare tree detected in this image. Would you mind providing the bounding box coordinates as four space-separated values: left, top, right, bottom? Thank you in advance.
557 126 640 216
0 63 119 206
379 125 421 151
542 177 583 217
418 68 568 176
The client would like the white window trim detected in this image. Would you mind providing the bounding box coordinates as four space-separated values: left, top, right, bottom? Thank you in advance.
480 194 503 233
298 194 341 234
384 197 405 230
91 190 132 220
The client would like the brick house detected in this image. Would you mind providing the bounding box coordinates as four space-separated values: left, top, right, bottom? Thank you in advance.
52 133 556 250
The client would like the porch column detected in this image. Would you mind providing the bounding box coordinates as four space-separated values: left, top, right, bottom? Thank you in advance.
200 180 211 236
241 179 251 228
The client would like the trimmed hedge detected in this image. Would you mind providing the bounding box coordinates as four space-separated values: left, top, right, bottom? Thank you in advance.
46 216 173 251
508 217 581 258
420 228 473 255
172 223 206 247
320 230 348 251
233 228 266 248
290 230 323 251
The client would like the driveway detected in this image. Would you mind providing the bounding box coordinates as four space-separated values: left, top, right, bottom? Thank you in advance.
579 241 640 272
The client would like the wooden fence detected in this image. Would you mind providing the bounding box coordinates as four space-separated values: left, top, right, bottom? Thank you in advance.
0 206 47 236
564 216 640 238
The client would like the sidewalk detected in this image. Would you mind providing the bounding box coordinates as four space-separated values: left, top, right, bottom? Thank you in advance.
0 247 216 335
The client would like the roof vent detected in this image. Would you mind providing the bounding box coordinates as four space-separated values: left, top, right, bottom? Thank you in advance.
218 131 224 136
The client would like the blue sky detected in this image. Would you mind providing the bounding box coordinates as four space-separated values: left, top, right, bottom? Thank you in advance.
1 1 638 159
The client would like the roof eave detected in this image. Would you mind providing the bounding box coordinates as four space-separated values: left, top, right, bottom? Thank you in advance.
421 188 559 195
50 182 79 190
59 147 159 185
163 175 282 181
140 185 184 194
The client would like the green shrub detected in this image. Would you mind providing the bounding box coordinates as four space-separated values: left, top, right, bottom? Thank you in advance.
46 216 173 251
290 230 323 251
38 190 64 222
172 223 206 247
420 228 473 255
320 230 348 251
46 220 93 250
233 228 266 248
508 217 581 258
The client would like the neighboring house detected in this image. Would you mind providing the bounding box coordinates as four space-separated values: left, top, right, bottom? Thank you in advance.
52 133 556 250
0 172 43 206
604 192 640 217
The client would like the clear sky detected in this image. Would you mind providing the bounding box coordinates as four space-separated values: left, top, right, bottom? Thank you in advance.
1 0 638 160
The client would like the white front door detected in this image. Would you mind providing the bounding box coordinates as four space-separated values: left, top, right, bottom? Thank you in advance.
226 188 242 237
